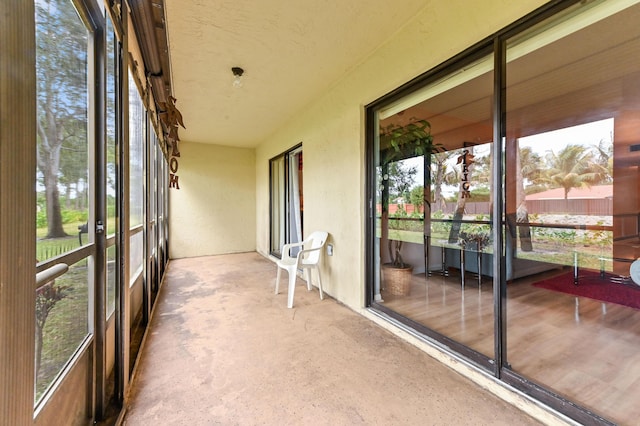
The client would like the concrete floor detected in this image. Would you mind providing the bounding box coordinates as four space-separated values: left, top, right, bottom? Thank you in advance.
122 252 544 425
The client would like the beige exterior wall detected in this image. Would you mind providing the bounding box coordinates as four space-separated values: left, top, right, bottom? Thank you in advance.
255 0 548 309
170 141 256 258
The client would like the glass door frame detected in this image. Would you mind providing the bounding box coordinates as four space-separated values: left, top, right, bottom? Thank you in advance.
365 42 499 373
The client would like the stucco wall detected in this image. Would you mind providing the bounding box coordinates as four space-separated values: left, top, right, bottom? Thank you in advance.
170 141 256 258
255 0 547 309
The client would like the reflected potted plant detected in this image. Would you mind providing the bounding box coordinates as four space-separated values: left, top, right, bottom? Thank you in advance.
458 228 491 251
380 119 442 165
383 225 414 296
379 118 442 296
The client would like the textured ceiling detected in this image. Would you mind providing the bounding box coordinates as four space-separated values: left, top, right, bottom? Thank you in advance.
164 0 429 147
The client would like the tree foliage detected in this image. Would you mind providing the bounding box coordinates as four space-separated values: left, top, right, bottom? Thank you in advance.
387 161 417 200
540 144 608 199
379 118 443 166
431 151 457 212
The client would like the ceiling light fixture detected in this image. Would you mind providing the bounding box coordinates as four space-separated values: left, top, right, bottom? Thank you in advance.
232 67 244 88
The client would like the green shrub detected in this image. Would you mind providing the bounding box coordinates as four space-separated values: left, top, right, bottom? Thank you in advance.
37 208 88 229
36 210 47 228
61 209 88 224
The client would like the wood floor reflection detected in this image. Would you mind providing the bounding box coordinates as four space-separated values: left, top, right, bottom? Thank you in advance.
380 267 640 425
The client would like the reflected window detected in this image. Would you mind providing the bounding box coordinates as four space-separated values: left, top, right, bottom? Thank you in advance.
128 72 145 284
129 72 145 229
513 119 614 269
106 17 117 237
106 245 117 317
106 15 117 318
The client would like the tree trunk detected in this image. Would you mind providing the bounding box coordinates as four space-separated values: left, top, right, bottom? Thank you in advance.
44 163 66 238
448 148 474 243
39 92 67 238
35 323 44 378
515 149 533 251
65 182 71 209
448 199 467 243
434 168 445 213
432 153 449 213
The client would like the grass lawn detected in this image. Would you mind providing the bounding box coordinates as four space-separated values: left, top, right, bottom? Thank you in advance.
36 218 117 261
35 262 89 401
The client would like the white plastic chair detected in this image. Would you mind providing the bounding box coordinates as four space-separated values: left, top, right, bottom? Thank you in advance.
275 231 328 308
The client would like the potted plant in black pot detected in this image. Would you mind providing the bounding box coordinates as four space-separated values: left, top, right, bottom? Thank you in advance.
379 118 442 296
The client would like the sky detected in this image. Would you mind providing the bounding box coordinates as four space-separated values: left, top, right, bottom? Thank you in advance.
518 117 613 154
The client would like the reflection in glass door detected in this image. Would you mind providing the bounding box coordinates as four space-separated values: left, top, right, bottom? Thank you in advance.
504 1 640 424
370 51 496 365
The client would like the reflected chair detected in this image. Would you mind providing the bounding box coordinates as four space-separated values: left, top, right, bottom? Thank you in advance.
275 231 328 308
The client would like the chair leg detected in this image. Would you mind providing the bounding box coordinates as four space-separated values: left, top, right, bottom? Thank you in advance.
305 268 313 291
287 270 296 309
275 267 281 294
316 267 324 300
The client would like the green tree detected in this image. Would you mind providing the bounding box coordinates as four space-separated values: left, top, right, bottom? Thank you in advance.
431 151 457 213
387 160 417 201
409 186 424 215
59 122 88 210
541 144 608 200
514 146 542 252
36 0 88 237
592 138 613 183
448 147 476 243
519 146 543 185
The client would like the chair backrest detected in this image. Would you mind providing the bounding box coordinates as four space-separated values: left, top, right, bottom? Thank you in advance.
303 231 328 264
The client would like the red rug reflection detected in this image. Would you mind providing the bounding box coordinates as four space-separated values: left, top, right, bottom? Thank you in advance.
532 269 640 310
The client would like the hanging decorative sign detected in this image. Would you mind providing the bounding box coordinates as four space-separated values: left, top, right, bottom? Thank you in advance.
456 149 475 198
168 140 180 189
159 96 185 189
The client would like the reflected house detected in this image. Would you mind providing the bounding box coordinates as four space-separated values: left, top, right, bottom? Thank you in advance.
526 185 613 202
526 184 613 201
525 185 613 221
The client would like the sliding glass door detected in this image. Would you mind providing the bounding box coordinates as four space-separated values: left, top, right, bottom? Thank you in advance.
270 145 303 257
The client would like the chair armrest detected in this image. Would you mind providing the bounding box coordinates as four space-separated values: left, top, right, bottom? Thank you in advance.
295 245 323 261
282 241 305 261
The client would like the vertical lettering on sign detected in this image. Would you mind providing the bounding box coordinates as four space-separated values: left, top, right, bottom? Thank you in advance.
169 173 180 189
456 149 475 199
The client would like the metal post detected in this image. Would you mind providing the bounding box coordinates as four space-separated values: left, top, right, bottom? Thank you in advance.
574 251 579 285
441 244 449 276
477 239 482 289
460 242 466 290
